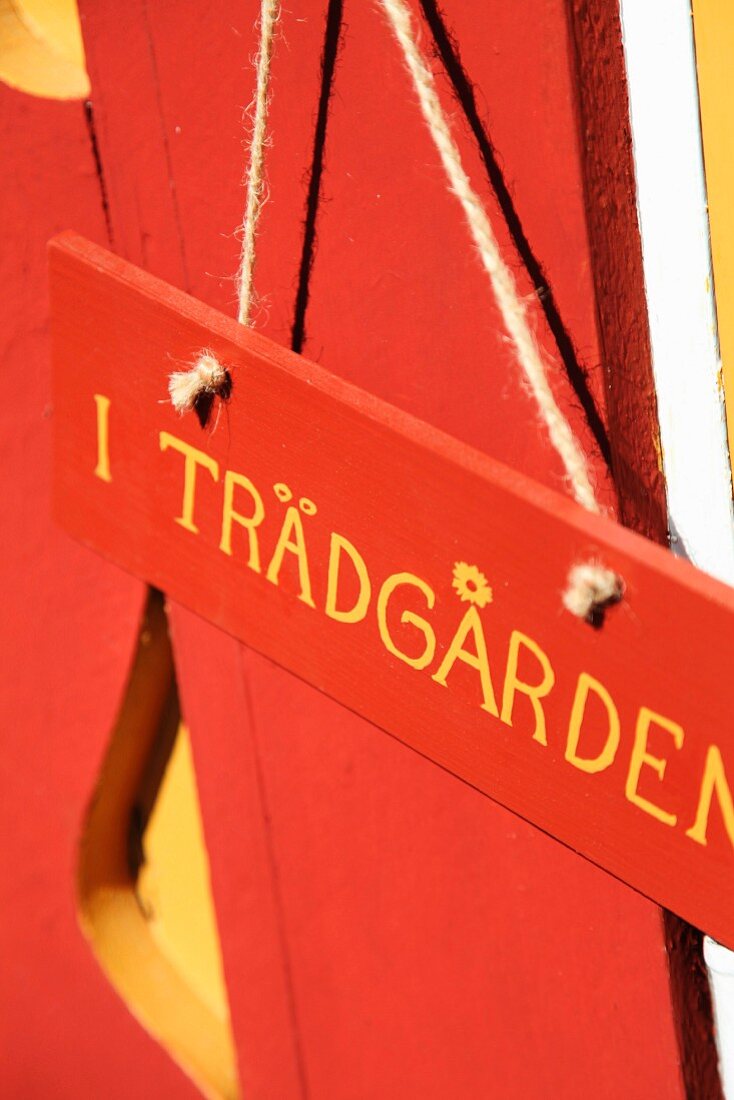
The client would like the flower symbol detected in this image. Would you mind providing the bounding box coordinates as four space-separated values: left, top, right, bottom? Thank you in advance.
452 562 493 608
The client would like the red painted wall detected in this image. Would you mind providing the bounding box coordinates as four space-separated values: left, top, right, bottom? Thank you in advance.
0 1 709 1096
0 91 198 1096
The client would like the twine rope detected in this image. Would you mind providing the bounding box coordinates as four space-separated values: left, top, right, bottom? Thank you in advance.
170 0 621 619
237 0 279 326
378 0 598 515
377 0 621 619
169 0 279 423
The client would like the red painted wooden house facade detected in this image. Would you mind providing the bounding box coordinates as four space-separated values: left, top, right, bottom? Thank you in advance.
1 1 729 1097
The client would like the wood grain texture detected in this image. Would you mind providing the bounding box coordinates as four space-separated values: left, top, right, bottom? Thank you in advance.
75 1 329 1091
567 0 668 542
4 2 692 1097
70 1 691 1096
0 88 198 1097
260 3 685 1096
53 233 734 956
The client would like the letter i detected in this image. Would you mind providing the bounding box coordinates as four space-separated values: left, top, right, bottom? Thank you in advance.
93 394 112 482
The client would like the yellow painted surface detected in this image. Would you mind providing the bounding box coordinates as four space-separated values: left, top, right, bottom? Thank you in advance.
77 595 240 1100
0 0 89 99
6 5 233 1088
693 0 734 458
137 723 231 1026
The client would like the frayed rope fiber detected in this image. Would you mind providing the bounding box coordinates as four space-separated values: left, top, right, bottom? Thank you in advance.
562 563 623 624
168 352 232 429
168 0 279 428
376 0 622 621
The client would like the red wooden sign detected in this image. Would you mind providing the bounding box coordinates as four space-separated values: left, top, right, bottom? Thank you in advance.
52 232 734 947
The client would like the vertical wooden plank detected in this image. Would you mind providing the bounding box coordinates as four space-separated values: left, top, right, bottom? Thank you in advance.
77 1 328 1092
638 1 734 1092
72 1 688 1096
303 0 616 504
226 3 683 1095
568 0 669 543
691 0 734 487
0 84 198 1096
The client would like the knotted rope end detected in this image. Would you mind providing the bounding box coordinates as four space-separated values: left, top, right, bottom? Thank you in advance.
563 562 623 627
168 351 232 429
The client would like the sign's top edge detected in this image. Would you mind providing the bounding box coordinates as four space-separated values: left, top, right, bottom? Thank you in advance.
48 230 734 617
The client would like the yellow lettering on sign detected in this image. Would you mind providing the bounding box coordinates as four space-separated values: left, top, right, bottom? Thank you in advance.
625 707 684 826
325 533 371 623
219 470 265 570
500 630 554 744
159 432 219 534
432 606 498 716
565 672 620 773
266 505 316 607
686 745 734 848
93 393 112 482
377 572 436 669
